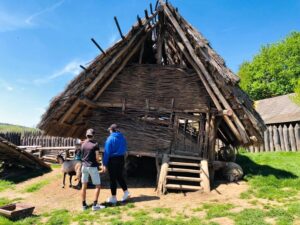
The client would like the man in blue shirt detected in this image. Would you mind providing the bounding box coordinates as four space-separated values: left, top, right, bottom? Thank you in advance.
102 124 130 204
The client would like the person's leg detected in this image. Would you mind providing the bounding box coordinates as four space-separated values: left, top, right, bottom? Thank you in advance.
89 167 105 210
89 167 101 206
116 157 128 191
81 166 89 210
108 160 118 196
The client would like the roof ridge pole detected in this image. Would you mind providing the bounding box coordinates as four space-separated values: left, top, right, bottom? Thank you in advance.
114 16 125 39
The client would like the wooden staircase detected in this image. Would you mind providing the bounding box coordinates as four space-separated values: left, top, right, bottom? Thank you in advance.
157 154 210 194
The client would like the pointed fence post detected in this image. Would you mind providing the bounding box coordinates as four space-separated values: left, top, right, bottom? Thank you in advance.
268 126 274 151
289 124 297 152
273 125 281 151
283 125 290 151
278 125 285 151
295 123 300 151
264 129 269 152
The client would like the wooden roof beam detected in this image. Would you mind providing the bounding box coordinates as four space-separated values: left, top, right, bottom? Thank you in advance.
163 5 249 144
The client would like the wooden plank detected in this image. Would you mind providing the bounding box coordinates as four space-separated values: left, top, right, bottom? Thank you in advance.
283 125 290 151
289 124 297 152
268 126 274 152
273 125 281 151
278 125 285 151
168 168 201 174
165 184 203 191
168 162 200 167
168 154 202 160
166 175 202 182
295 123 300 150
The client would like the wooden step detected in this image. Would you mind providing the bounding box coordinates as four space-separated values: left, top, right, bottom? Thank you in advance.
165 184 203 191
166 175 202 182
169 162 200 167
169 154 202 161
168 168 201 174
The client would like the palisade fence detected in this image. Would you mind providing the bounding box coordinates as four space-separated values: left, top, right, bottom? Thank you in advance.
248 123 300 152
0 131 77 147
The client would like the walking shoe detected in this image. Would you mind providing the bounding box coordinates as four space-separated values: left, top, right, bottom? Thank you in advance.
92 204 105 211
121 190 131 202
106 196 118 204
82 205 88 211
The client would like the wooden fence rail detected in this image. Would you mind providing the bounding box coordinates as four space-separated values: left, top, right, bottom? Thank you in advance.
0 131 77 147
248 123 300 152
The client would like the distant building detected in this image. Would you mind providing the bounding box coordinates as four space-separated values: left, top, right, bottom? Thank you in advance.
255 93 300 125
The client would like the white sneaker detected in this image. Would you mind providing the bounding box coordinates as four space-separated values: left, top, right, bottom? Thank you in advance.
106 196 117 204
92 204 105 211
121 190 131 202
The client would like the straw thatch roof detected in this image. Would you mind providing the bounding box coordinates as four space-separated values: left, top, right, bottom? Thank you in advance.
38 1 265 147
255 93 300 125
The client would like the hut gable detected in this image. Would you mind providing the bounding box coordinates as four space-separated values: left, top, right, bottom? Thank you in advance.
38 0 266 151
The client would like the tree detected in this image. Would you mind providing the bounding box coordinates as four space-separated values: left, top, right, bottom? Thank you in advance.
238 32 300 100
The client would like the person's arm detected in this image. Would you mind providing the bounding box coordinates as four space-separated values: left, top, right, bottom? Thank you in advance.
103 138 112 167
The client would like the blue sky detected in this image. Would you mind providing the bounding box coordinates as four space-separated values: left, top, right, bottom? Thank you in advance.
0 0 299 127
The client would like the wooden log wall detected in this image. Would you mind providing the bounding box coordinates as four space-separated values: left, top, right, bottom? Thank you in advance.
247 123 300 152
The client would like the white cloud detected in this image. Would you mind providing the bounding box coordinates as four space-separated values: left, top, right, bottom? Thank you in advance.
0 79 13 91
33 59 85 85
0 0 65 32
25 0 65 25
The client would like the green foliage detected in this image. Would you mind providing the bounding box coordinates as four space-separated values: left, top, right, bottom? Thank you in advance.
0 123 38 133
292 79 300 105
238 32 300 100
0 180 15 192
23 180 50 193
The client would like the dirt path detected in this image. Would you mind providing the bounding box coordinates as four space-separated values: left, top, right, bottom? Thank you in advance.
0 168 250 214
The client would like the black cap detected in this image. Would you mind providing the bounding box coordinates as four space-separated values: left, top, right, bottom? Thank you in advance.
108 124 118 131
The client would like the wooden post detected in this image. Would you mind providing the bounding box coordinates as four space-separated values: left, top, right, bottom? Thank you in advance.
278 125 285 151
289 124 297 152
295 123 300 151
283 125 290 151
264 129 269 152
268 126 274 152
156 154 169 195
200 159 210 192
273 125 281 151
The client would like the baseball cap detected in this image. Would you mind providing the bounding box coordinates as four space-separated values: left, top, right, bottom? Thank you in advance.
86 128 95 136
107 124 118 131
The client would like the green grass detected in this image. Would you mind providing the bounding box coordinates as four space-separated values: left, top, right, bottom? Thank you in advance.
45 209 70 225
23 180 50 193
0 180 15 192
232 208 267 225
202 203 235 219
237 152 300 201
152 207 172 214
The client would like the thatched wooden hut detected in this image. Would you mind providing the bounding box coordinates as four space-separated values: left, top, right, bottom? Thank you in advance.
38 1 265 193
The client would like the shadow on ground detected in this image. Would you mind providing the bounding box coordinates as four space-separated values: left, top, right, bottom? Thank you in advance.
236 154 298 179
0 164 51 183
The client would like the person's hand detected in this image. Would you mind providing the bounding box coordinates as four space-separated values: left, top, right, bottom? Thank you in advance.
102 166 107 173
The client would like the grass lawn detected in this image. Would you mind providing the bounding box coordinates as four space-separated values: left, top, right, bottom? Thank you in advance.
0 152 299 225
0 123 38 133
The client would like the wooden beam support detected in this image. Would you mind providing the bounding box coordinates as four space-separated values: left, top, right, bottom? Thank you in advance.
114 16 125 39
91 38 106 55
80 65 87 71
164 6 248 143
